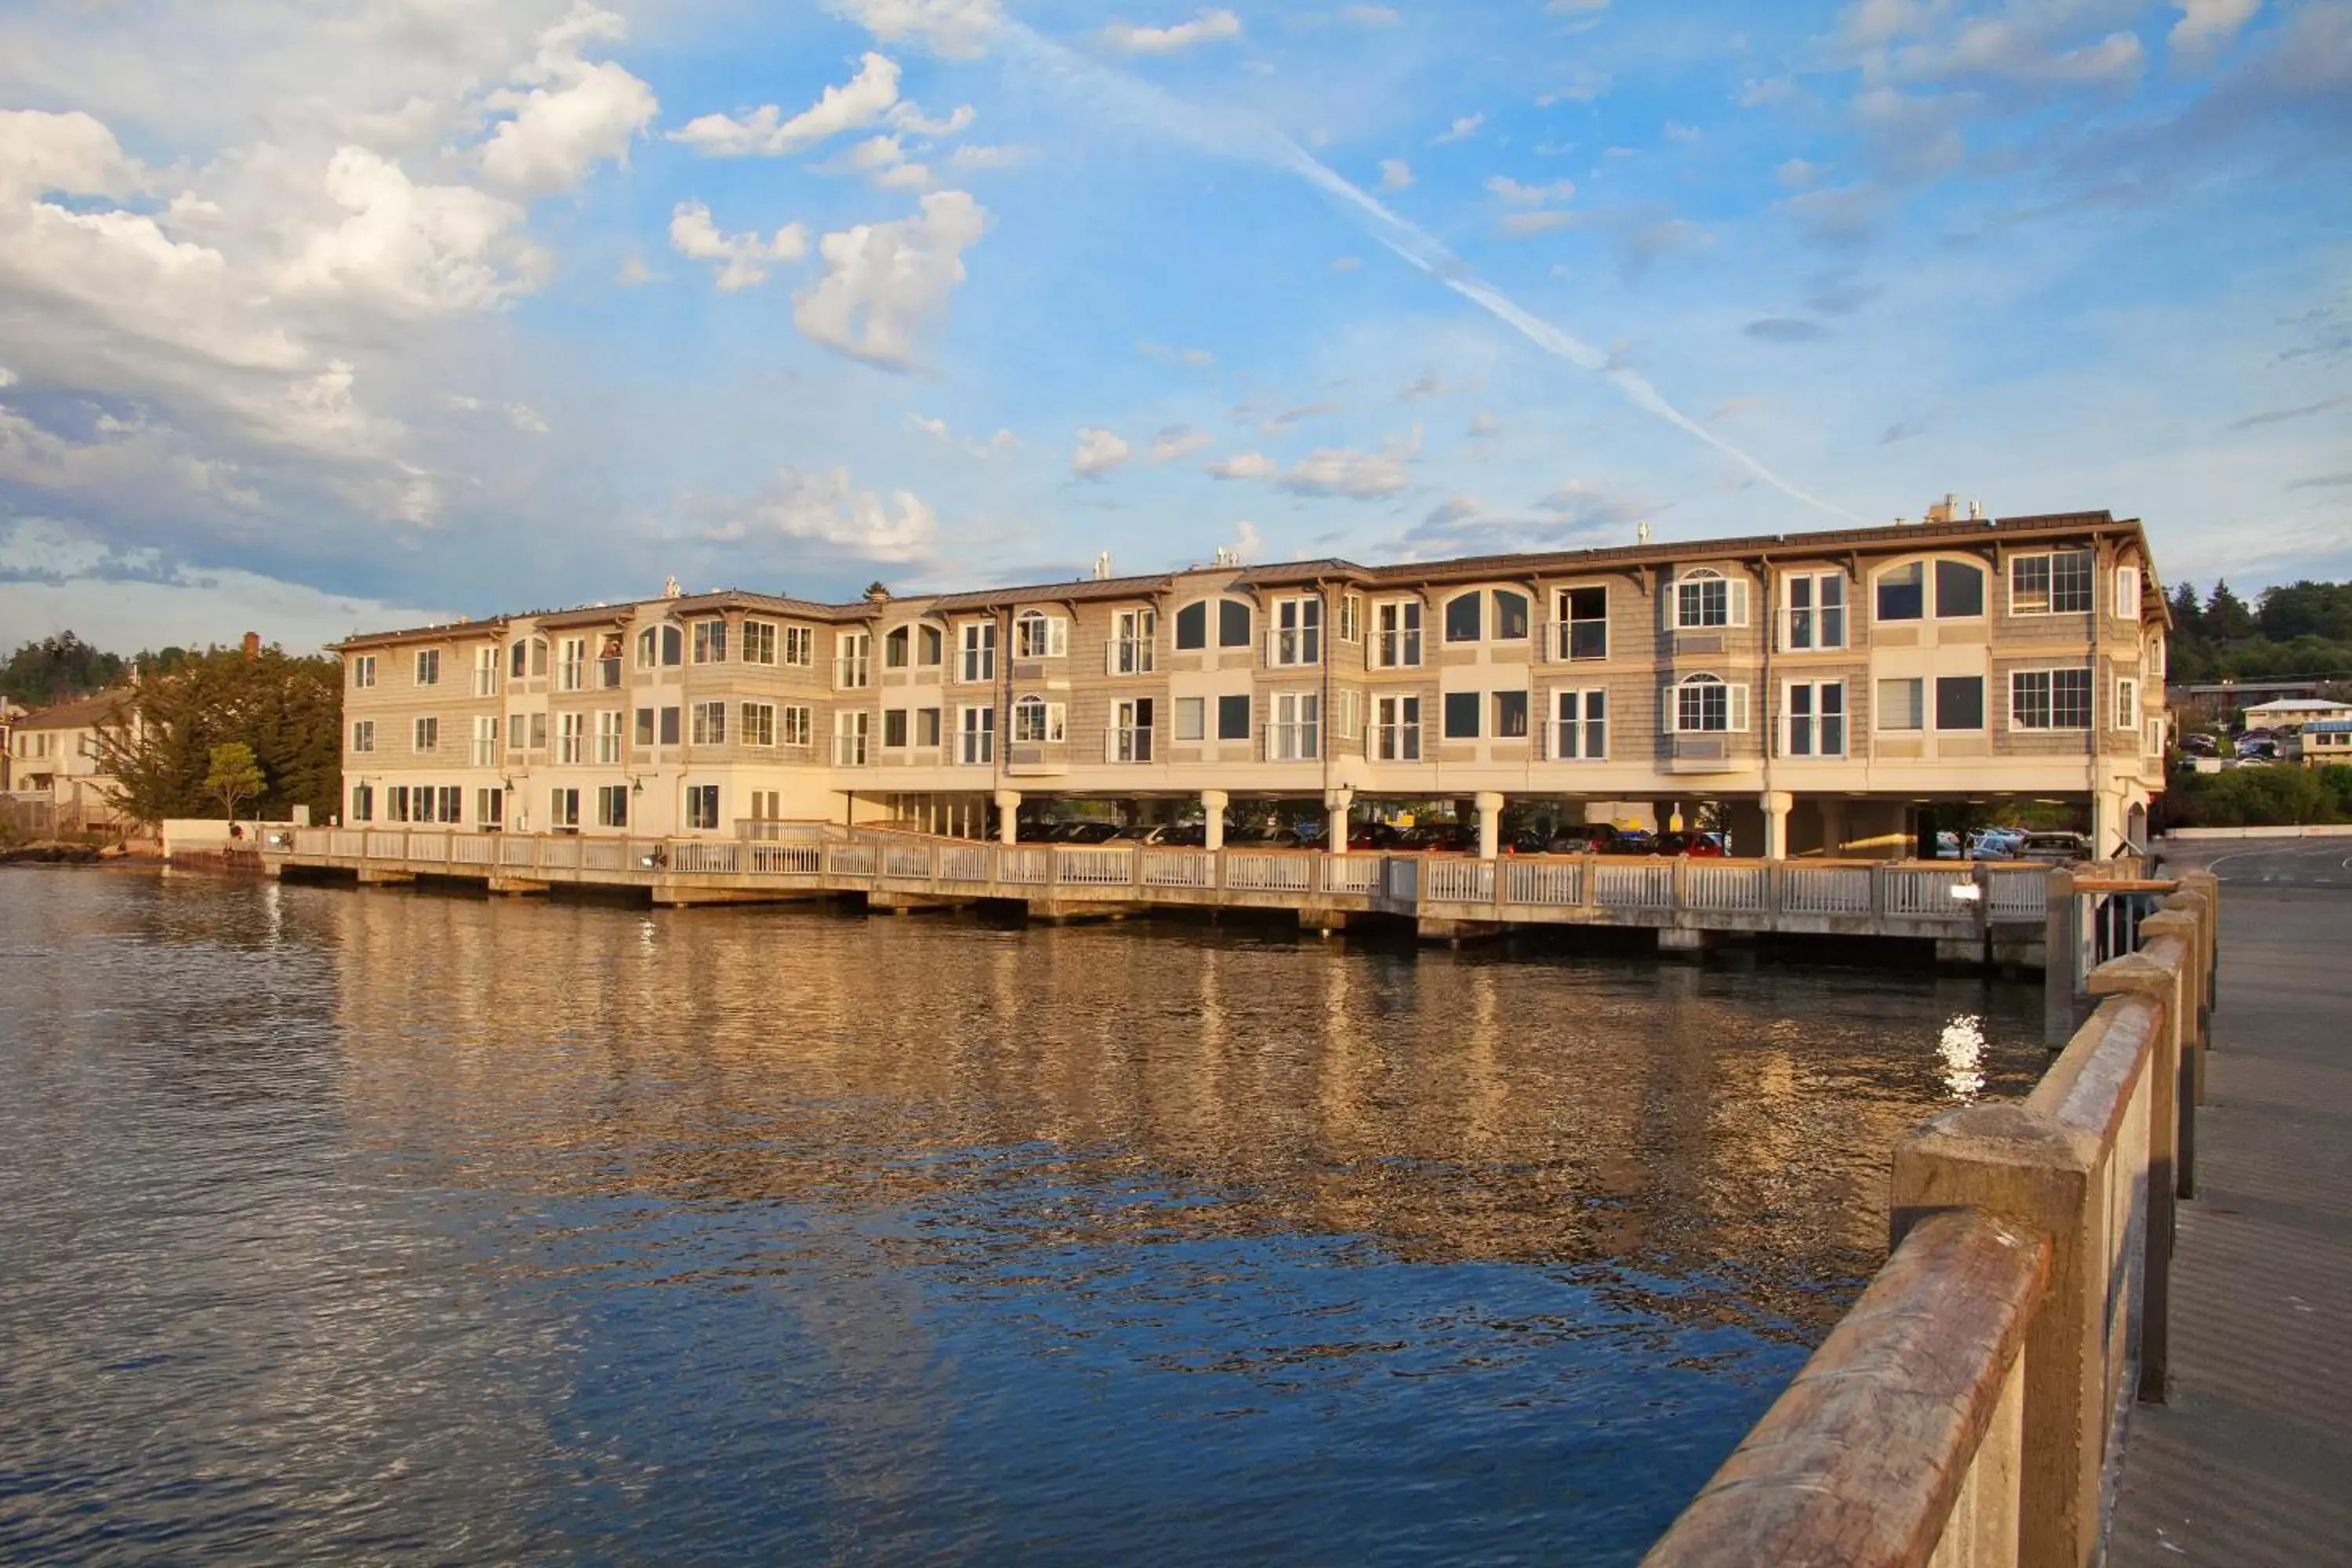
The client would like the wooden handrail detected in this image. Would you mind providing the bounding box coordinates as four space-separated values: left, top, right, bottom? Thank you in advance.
1644 1209 2050 1568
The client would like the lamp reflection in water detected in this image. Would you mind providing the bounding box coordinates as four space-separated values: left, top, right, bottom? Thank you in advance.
1938 1013 1988 1099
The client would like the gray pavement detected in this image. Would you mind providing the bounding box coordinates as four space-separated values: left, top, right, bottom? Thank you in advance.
2108 836 2352 1567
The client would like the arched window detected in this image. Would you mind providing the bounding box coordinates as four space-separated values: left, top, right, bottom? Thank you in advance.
1675 568 1731 630
529 637 549 678
1934 560 1985 618
1014 609 1066 659
1672 671 1749 733
884 626 909 668
1217 600 1252 648
1444 591 1483 643
1011 695 1062 742
635 627 657 668
660 625 683 666
1174 601 1208 650
510 639 528 677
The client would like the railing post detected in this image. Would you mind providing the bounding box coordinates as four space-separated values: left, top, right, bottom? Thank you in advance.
1892 1103 2107 1568
1581 853 1599 909
2089 933 2190 1404
2043 869 2078 1047
1671 854 1692 911
1868 859 1889 919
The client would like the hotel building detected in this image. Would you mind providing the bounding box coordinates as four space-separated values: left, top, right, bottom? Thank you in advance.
330 509 2169 858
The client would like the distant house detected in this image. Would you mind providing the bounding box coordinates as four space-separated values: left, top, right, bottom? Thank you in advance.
2242 697 2352 731
0 697 22 792
2296 720 2352 769
6 689 140 829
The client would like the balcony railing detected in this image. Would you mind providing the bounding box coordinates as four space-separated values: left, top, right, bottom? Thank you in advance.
833 733 869 766
1369 723 1421 762
1265 722 1319 762
1106 638 1155 676
1265 629 1320 668
1538 619 1608 662
835 656 870 689
1371 630 1421 669
1105 726 1153 764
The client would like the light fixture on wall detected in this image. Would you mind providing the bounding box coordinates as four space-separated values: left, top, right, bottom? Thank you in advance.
630 775 644 797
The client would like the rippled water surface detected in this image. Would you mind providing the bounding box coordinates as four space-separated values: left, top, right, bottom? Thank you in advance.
0 867 2048 1564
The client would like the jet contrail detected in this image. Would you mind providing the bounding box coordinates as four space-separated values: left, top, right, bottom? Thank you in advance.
982 16 1867 524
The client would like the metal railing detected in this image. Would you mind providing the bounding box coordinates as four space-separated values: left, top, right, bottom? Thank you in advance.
1105 638 1155 676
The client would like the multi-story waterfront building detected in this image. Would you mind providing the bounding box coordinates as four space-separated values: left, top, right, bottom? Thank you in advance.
330 509 2170 858
5 689 138 829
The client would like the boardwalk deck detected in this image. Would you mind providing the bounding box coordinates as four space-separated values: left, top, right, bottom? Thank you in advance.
2107 842 2352 1566
260 825 2064 952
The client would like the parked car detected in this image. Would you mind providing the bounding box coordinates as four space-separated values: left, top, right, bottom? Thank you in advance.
2015 831 2090 865
1652 831 1727 858
1398 823 1474 852
1604 829 1657 855
1161 822 1208 847
1545 823 1621 854
1966 829 2027 860
1107 823 1169 845
2181 733 2220 758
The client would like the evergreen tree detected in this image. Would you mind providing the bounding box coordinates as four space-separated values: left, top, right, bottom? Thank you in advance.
95 646 342 824
0 632 129 705
2204 580 2258 641
2167 581 2203 634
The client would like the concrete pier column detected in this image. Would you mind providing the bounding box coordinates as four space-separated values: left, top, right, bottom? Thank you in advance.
993 787 1022 845
2092 788 2129 862
1475 790 1504 860
1200 789 1229 852
1759 790 1793 860
1324 786 1355 855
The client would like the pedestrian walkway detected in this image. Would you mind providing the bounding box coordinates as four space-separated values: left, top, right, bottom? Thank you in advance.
2109 843 2352 1565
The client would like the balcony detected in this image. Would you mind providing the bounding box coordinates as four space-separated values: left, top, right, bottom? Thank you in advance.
1105 726 1154 764
1539 620 1608 663
1372 630 1422 669
1369 723 1421 762
835 656 871 690
1265 629 1320 669
1105 638 1155 677
833 733 869 767
1266 722 1320 762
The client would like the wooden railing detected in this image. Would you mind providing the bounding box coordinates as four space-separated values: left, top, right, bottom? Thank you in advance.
274 829 2061 934
1643 871 2219 1568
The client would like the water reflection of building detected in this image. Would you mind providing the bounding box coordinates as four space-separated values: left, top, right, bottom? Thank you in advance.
320 890 2036 1334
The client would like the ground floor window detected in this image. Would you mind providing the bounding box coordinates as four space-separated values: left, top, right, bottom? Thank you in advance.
350 783 373 822
477 788 503 827
597 784 629 828
684 784 720 830
550 787 579 829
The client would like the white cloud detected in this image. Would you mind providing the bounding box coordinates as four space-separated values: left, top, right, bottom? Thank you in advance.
1499 209 1578 237
445 394 548 434
281 147 543 316
1340 5 1403 27
671 52 902 158
824 133 933 191
476 8 658 198
1278 446 1410 498
698 464 938 561
889 100 977 136
1072 426 1132 477
1889 14 2146 86
1737 75 1801 108
1470 409 1500 436
1776 158 1824 190
948 143 1030 171
1434 114 1483 143
1225 518 1262 561
909 412 1017 458
1207 451 1277 480
834 0 1004 60
1149 425 1211 461
668 200 810 291
1138 339 1216 366
1379 158 1414 190
1664 120 1702 143
0 367 16 387
1486 174 1575 204
1102 9 1243 54
2172 0 2260 60
792 189 987 369
615 254 661 285
0 554 452 656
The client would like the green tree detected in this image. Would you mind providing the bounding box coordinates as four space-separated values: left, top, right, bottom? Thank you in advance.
2204 580 2258 642
2166 580 2204 636
0 631 129 706
2256 580 2352 644
96 645 342 825
204 742 266 821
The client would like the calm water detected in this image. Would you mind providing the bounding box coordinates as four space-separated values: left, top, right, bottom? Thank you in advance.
0 868 2047 1565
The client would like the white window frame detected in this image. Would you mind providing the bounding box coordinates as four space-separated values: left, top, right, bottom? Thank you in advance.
742 619 777 666
474 713 501 767
2114 677 2140 731
2115 565 2140 621
351 719 376 754
353 654 376 689
684 784 720 832
1374 598 1423 668
473 645 499 697
1339 592 1363 644
1876 677 1925 733
1553 585 1609 662
957 703 995 764
836 630 871 689
1012 695 1066 743
690 699 728 746
1108 608 1156 675
741 701 776 748
1268 690 1319 760
691 619 728 664
1781 571 1847 651
596 784 629 830
1552 688 1607 760
1269 596 1322 667
1373 695 1421 760
1670 568 1749 631
833 709 871 766
958 621 996 684
1781 678 1846 758
2009 666 2093 731
2010 550 2095 615
782 625 814 666
594 710 623 764
412 715 439 753
1108 697 1153 763
782 704 811 750
1667 673 1747 733
557 636 586 692
414 648 441 686
557 710 585 764
1014 609 1069 660
1174 696 1205 742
